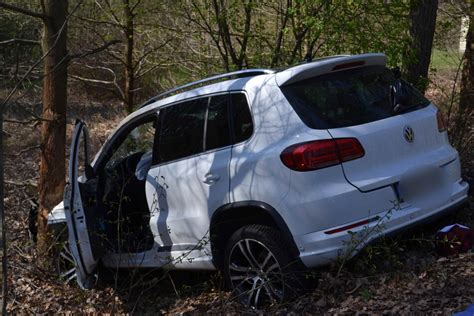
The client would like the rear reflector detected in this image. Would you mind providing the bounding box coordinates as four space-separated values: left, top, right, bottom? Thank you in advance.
280 138 364 171
324 216 380 235
437 110 447 132
332 60 365 71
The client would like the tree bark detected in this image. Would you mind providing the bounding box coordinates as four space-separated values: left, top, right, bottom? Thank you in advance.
271 0 290 68
404 0 438 93
0 111 7 314
37 0 68 255
123 0 135 114
459 9 473 115
454 6 474 150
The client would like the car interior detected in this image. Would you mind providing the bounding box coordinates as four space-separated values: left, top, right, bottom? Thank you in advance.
82 115 157 255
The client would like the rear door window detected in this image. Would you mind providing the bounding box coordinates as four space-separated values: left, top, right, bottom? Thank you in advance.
205 94 232 151
281 65 430 129
155 97 208 164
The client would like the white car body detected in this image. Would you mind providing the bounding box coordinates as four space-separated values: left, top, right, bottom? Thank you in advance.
48 53 469 289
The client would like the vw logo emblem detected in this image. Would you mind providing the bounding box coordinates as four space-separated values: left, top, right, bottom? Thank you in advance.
404 126 414 143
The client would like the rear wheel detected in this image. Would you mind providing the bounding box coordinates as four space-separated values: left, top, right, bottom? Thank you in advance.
224 225 305 308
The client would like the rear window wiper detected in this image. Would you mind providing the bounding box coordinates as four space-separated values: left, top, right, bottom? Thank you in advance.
389 67 429 114
389 67 403 112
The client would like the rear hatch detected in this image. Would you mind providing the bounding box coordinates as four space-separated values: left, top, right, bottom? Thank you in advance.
279 58 457 205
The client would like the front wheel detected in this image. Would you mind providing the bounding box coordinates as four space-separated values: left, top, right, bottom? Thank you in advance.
49 223 77 285
224 225 306 308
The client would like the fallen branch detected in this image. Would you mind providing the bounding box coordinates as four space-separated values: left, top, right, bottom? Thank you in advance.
4 180 37 188
346 283 362 294
3 118 43 125
7 145 40 157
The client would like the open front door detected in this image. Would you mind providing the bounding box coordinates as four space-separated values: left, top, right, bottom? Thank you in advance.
64 120 101 289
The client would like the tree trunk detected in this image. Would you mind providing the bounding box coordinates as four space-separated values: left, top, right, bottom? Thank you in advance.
404 0 438 93
37 0 68 255
455 7 474 150
271 0 291 68
459 10 473 115
0 111 7 314
123 0 135 114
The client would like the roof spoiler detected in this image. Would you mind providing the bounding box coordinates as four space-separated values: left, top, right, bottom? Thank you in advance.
275 53 387 87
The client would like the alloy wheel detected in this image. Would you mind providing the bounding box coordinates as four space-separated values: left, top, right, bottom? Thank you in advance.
228 238 284 308
56 242 77 284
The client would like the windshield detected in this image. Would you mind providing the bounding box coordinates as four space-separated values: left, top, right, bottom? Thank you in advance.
281 65 430 129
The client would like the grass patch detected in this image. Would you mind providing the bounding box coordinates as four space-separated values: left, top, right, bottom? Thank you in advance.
430 48 463 72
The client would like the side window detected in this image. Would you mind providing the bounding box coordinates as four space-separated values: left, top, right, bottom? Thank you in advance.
231 93 253 143
105 117 156 170
205 94 231 151
156 97 208 164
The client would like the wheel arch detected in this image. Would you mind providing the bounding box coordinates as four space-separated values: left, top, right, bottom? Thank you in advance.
209 201 299 270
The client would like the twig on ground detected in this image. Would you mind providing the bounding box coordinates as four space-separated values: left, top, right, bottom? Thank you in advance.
346 283 362 294
168 273 180 298
4 180 37 188
7 145 40 157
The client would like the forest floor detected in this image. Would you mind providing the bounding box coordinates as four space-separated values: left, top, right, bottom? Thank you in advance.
2 74 474 314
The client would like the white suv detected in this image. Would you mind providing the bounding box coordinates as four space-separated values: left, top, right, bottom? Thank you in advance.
48 53 469 306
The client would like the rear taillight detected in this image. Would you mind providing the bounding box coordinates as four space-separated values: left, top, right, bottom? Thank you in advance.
280 138 364 171
437 110 447 132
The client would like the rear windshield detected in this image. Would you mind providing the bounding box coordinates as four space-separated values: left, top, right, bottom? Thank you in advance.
281 65 430 129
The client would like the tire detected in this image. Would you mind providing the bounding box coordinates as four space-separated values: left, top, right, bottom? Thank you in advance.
223 225 306 308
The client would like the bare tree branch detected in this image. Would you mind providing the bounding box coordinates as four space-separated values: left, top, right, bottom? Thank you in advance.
70 65 125 101
106 48 127 66
0 0 83 110
0 38 40 46
130 0 143 13
134 36 174 70
68 39 121 60
69 74 115 85
97 0 122 27
135 62 162 79
71 14 122 28
0 2 49 20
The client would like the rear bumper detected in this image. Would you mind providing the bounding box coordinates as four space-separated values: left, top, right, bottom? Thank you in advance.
296 180 470 268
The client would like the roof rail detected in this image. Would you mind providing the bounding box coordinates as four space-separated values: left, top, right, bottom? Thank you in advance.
140 68 274 108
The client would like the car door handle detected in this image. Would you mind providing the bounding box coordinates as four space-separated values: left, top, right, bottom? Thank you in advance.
203 173 220 184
